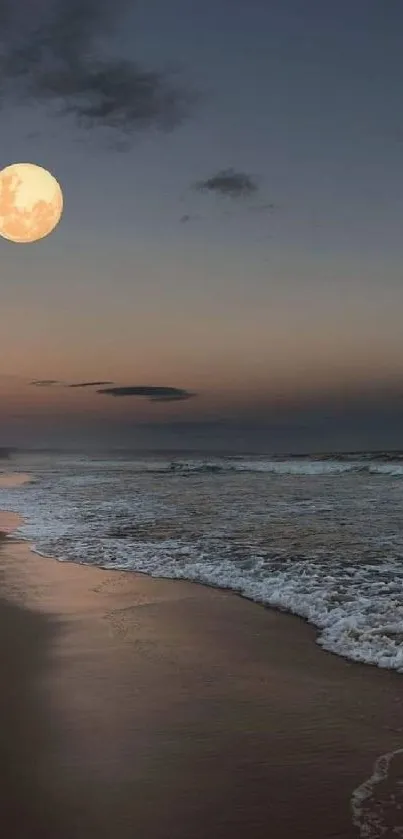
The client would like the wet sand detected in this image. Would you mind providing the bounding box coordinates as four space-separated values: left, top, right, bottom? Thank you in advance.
0 472 34 488
1 494 403 836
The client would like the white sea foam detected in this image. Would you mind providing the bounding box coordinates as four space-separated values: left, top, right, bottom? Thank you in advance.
1 453 403 672
351 749 403 837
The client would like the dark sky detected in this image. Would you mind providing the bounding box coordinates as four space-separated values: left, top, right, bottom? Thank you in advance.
1 0 403 452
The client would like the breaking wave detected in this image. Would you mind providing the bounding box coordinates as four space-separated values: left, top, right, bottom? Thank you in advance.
1 450 403 673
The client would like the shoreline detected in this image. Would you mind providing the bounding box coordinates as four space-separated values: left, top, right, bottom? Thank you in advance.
3 496 403 680
2 468 403 678
1 475 403 836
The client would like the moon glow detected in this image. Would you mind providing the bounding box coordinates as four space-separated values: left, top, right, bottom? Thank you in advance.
0 162 63 244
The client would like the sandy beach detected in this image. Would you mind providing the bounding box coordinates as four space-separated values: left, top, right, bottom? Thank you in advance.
1 478 403 837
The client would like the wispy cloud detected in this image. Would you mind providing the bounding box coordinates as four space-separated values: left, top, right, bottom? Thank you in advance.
194 168 259 200
31 379 113 388
97 386 196 402
0 0 197 144
31 379 65 387
68 381 114 388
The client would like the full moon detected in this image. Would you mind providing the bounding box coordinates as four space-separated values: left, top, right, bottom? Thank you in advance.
0 162 63 244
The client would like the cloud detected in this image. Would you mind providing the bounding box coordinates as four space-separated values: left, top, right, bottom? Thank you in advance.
29 380 194 402
31 379 64 387
194 168 259 200
31 379 114 388
0 0 197 143
68 381 114 388
97 386 196 402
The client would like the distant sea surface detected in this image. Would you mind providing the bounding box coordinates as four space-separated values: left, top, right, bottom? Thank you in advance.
1 448 403 672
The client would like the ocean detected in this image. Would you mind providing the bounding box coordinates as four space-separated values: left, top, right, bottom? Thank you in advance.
1 448 403 673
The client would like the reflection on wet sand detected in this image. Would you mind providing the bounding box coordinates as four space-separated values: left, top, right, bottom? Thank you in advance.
0 590 65 837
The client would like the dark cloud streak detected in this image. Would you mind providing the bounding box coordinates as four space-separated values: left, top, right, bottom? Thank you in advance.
31 379 64 387
31 379 113 388
68 381 114 388
97 386 196 402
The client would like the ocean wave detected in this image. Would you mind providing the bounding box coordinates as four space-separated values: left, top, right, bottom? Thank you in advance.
12 450 403 477
1 456 403 673
161 459 403 477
